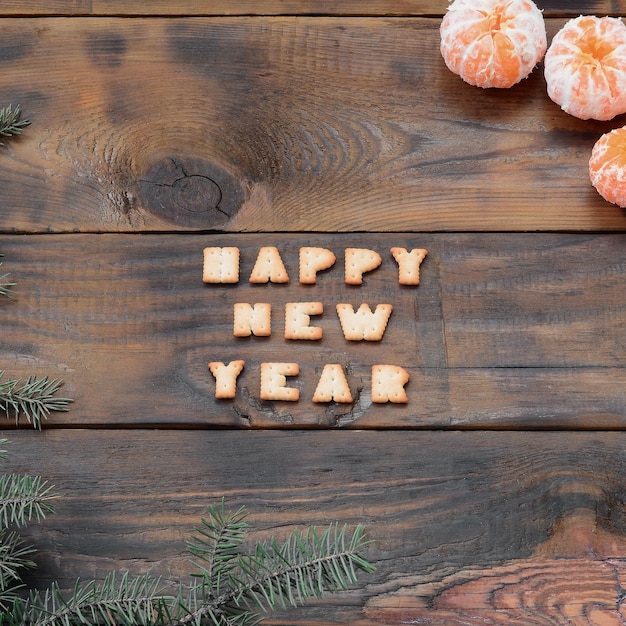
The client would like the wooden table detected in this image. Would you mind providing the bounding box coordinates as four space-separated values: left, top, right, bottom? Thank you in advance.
2 2 626 623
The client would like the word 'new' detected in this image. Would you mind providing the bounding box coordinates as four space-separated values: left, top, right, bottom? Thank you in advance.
234 302 392 341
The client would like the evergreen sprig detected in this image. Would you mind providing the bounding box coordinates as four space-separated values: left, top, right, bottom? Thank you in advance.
0 474 57 529
0 440 56 610
1 250 73 428
163 504 375 625
0 105 30 146
0 372 73 429
0 257 15 298
0 530 37 596
187 501 249 590
1 499 374 626
11 573 168 626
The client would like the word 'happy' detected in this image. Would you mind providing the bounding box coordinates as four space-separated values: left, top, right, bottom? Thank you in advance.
203 245 428 404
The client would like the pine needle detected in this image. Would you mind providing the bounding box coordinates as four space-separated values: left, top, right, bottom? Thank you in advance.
165 504 375 625
0 474 57 529
0 493 373 626
0 257 15 298
0 105 30 146
11 572 168 626
0 371 73 429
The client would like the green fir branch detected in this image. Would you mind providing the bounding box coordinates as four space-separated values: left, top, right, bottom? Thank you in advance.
4 502 374 626
0 371 73 429
0 529 37 597
0 474 57 529
0 257 15 298
9 572 168 626
164 505 375 626
187 500 249 593
0 105 30 146
235 523 375 612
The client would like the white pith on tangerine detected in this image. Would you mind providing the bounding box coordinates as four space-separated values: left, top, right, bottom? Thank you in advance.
544 15 626 121
589 126 626 207
439 0 547 88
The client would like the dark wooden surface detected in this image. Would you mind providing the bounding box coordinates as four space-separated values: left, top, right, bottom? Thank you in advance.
12 429 626 625
2 232 626 429
2 2 626 623
1 1 626 16
2 15 626 233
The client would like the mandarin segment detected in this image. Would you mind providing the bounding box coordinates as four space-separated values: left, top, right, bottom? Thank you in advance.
440 0 547 88
545 16 626 121
589 126 626 207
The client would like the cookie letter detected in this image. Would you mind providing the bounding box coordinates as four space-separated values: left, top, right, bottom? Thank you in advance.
312 364 353 403
284 302 323 340
336 303 393 341
249 246 290 283
203 247 240 283
371 364 409 403
391 247 427 285
299 247 336 284
208 360 245 399
344 248 382 285
260 362 300 401
233 303 272 337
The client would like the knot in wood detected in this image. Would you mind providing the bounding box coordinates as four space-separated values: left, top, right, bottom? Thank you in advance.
138 156 243 228
172 174 222 213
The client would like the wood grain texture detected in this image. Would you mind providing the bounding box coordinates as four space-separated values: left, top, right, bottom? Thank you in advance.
0 1 623 17
4 429 626 624
1 17 626 233
2 232 626 429
3 4 626 623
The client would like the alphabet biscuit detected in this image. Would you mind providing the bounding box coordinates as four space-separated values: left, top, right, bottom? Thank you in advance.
208 360 245 399
336 303 393 341
249 246 290 283
371 364 409 403
284 302 324 340
344 248 382 285
391 247 428 286
203 247 239 284
299 247 336 284
260 362 300 401
233 303 272 337
312 364 353 403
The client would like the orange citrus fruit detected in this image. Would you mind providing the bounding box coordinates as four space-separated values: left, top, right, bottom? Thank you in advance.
589 126 626 207
544 16 626 121
439 0 547 88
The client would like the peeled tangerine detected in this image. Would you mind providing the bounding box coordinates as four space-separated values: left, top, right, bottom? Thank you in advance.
440 0 547 88
589 126 626 207
545 16 626 121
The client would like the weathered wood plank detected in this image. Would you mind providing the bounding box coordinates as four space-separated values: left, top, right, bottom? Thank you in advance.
0 1 622 17
6 429 626 624
440 233 626 368
1 17 625 234
2 233 626 429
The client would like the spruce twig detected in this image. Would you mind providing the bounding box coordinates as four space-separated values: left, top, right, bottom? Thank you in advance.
0 252 73 428
0 529 37 610
0 371 73 429
10 572 168 626
0 497 374 626
0 257 15 298
187 500 249 591
0 474 57 529
165 505 375 625
0 105 30 146
0 440 57 615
